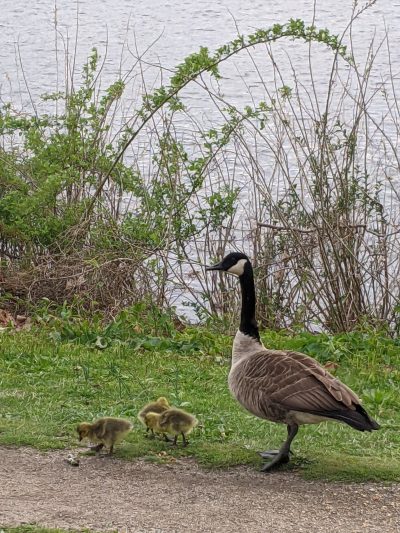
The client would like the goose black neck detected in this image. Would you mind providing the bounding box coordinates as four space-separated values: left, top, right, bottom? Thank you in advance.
239 262 260 342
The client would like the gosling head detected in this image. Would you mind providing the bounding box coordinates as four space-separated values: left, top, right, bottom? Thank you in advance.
206 252 250 277
77 422 92 441
156 397 169 408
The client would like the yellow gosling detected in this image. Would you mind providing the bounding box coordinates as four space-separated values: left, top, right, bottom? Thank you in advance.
77 417 132 455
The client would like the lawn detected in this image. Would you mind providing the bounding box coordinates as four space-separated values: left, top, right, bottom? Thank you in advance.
0 317 399 482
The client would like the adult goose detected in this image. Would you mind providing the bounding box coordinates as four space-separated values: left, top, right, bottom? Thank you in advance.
206 252 380 471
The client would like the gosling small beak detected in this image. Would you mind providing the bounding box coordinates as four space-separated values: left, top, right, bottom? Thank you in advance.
206 261 224 271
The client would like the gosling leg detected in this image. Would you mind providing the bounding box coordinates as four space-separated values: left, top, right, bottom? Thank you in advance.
108 444 114 455
146 428 155 439
181 432 188 447
261 424 298 472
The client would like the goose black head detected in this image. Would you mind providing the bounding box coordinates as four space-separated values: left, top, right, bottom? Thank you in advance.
206 252 250 277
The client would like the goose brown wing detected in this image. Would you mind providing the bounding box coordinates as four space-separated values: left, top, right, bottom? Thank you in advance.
242 349 360 414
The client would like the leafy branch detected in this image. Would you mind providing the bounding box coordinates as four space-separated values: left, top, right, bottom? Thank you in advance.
84 18 349 218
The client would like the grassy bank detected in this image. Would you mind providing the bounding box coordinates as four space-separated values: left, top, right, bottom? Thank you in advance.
0 322 399 482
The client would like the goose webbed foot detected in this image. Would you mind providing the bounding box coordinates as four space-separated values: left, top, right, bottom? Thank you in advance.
258 449 280 459
260 423 298 473
261 452 290 471
258 449 293 459
89 443 104 453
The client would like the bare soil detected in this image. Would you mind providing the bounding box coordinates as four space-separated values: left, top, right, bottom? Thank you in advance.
1 447 399 533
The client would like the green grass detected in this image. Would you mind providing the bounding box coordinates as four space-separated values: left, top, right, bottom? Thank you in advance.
0 324 399 482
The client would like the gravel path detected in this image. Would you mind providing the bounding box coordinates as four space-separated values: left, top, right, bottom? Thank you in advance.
1 447 399 532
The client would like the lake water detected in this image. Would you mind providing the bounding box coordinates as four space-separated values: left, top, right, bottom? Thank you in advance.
1 1 400 320
1 1 399 113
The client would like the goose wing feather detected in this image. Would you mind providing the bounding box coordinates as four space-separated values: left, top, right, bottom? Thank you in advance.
241 349 360 414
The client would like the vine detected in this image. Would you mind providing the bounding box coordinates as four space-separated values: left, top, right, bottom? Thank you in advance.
84 18 349 217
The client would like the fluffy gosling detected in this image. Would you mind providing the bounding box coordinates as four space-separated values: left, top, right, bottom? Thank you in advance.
144 408 198 446
138 397 170 437
77 417 132 455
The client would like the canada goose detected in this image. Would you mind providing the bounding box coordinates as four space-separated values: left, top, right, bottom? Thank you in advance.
138 397 170 437
206 252 380 471
144 408 198 446
77 417 133 455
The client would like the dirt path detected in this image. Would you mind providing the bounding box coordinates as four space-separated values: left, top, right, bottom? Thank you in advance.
1 447 399 533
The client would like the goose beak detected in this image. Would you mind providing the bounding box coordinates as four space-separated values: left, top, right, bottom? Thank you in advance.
206 261 224 271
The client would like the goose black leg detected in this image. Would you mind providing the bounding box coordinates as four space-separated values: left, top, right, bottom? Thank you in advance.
261 424 299 472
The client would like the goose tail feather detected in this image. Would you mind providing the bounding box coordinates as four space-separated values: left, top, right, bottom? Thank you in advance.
315 404 380 432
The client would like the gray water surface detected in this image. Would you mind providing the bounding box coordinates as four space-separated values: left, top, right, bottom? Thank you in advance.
1 1 399 110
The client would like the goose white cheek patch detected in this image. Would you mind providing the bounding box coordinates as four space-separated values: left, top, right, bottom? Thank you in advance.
227 258 247 276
